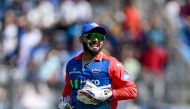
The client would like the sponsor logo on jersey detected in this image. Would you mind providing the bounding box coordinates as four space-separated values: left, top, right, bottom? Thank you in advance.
116 63 122 66
69 68 81 74
92 68 100 76
116 63 125 69
70 79 100 89
80 79 100 85
122 72 131 81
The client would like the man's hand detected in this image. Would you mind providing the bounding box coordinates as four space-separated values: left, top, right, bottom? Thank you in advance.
77 92 99 105
78 87 113 101
77 80 99 105
58 96 73 109
77 80 113 105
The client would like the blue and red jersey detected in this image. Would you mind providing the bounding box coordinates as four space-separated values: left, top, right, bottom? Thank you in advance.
63 51 137 109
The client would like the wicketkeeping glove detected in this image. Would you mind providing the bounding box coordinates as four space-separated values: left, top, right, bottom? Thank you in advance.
58 95 74 109
77 91 99 105
77 80 113 105
79 87 113 101
77 80 100 105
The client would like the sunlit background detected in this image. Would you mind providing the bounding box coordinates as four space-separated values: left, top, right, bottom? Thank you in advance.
0 0 190 109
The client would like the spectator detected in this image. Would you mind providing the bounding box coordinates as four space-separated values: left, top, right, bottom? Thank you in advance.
2 10 18 65
17 23 42 71
123 0 141 42
179 0 190 19
140 36 169 107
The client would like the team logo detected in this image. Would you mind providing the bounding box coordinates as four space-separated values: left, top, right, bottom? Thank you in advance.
122 72 131 81
92 68 100 76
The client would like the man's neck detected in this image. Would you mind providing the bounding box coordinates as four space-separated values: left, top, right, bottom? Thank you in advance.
82 52 96 62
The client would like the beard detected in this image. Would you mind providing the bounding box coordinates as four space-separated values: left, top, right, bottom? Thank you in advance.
82 41 102 55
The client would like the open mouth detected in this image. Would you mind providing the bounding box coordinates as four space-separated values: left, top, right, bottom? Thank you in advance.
90 43 99 49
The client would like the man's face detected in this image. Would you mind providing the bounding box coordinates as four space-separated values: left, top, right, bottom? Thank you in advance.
81 33 104 55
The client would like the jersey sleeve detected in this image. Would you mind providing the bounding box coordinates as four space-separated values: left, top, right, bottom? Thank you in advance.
109 59 137 100
62 69 72 97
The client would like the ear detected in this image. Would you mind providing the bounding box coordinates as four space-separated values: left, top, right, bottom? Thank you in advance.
79 36 83 44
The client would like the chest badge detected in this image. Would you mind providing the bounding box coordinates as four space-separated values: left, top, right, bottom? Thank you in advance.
92 68 100 76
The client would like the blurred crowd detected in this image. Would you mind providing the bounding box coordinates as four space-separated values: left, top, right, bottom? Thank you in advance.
0 0 190 109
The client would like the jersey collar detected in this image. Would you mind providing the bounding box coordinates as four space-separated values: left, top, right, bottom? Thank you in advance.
76 51 104 61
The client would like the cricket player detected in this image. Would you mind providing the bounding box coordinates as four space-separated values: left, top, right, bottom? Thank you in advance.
58 22 137 109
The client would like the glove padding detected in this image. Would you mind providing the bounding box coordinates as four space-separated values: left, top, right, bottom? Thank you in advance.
77 92 99 105
77 80 113 105
77 80 100 105
58 96 74 109
78 87 113 101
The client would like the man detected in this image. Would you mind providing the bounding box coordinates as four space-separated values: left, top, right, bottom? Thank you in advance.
58 22 137 109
